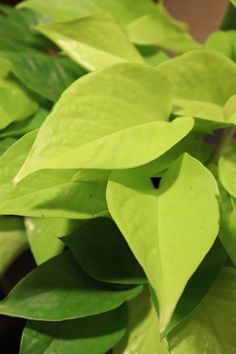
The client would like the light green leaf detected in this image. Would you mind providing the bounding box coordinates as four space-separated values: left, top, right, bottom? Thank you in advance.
159 50 236 124
38 13 144 71
114 288 169 354
137 45 169 66
219 142 236 198
2 52 84 101
0 108 48 139
107 153 220 331
0 77 39 129
25 217 78 265
20 305 127 354
0 251 142 320
169 267 236 354
219 187 236 265
231 0 236 7
0 137 17 155
127 5 200 54
14 63 194 182
19 0 156 25
205 31 233 58
0 216 28 279
63 217 146 285
0 131 107 218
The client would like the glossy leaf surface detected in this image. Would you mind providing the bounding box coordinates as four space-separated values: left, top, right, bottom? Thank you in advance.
0 251 142 320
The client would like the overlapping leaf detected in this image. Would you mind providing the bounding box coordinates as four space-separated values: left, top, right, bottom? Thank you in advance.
107 154 220 331
0 251 142 320
169 267 236 354
20 305 127 354
0 131 107 218
38 13 144 71
158 50 236 124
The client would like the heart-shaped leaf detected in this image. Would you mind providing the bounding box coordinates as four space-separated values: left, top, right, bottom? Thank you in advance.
107 153 220 331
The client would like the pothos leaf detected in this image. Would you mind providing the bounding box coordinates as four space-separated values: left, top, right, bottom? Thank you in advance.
107 153 220 332
20 305 127 354
38 13 144 71
14 63 193 182
0 251 142 321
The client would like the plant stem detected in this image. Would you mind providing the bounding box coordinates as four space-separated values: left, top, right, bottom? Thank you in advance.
211 127 236 164
221 3 236 30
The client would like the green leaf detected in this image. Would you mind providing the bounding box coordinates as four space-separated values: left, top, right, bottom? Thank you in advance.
2 52 84 101
205 31 233 58
38 13 144 71
0 131 107 218
219 142 236 198
164 240 226 336
107 153 220 331
0 216 28 279
127 5 200 54
0 108 48 139
114 288 169 354
20 305 127 354
14 63 195 181
159 50 236 124
168 267 236 354
25 217 78 265
219 187 236 266
0 137 17 155
0 251 142 320
137 45 169 66
0 77 39 129
63 217 146 285
19 0 156 25
231 0 236 7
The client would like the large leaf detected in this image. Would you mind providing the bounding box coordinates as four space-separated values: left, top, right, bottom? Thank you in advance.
63 217 146 285
127 5 200 54
107 153 220 331
0 131 107 218
158 50 236 124
114 288 169 354
14 63 194 182
219 142 236 198
38 13 144 71
168 267 236 354
0 77 39 129
25 217 78 264
2 52 84 101
19 0 156 24
0 251 142 320
0 216 28 279
20 305 127 354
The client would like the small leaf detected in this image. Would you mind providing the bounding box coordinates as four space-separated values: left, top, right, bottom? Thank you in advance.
63 217 146 285
159 50 236 124
14 63 194 181
25 217 78 265
0 216 28 279
38 13 144 71
0 251 142 320
205 31 233 58
114 288 169 354
0 131 107 218
127 5 200 53
20 305 127 354
168 267 236 354
107 154 220 331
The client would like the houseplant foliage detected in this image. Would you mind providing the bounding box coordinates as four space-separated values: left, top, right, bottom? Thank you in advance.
1 0 236 353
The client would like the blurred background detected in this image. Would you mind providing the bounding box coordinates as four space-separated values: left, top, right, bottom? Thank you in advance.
0 0 230 42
